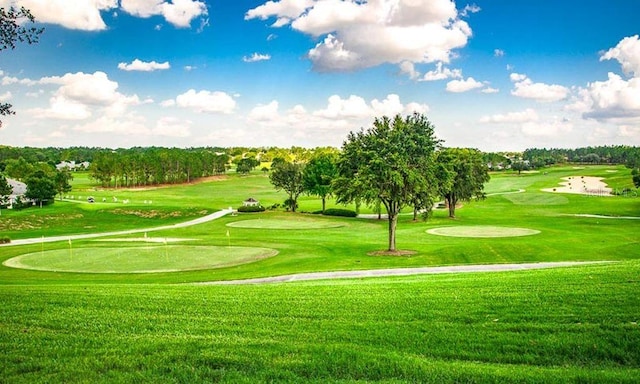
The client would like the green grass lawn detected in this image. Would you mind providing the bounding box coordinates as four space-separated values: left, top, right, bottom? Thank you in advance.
0 165 638 382
1 261 638 383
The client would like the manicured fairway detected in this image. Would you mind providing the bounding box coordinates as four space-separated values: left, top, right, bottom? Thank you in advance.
0 261 638 383
3 245 278 273
227 218 346 229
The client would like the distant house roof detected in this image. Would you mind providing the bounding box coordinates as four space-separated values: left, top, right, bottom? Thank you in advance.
8 179 26 196
56 161 90 170
244 197 258 203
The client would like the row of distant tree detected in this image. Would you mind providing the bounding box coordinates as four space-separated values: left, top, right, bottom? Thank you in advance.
522 145 640 187
523 145 640 167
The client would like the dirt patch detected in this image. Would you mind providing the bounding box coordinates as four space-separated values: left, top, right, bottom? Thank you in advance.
0 213 84 231
109 209 209 219
368 250 417 256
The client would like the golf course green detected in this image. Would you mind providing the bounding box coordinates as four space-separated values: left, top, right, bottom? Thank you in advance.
4 245 278 273
0 165 638 382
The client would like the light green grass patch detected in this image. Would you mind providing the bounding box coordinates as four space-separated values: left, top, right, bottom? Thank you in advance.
3 246 278 273
227 218 345 230
502 192 569 205
427 226 540 238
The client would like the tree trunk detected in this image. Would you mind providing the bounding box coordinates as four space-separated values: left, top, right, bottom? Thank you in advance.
321 196 326 213
387 211 398 251
447 195 456 218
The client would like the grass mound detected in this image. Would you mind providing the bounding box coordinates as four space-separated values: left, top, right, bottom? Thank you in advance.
427 226 540 238
3 245 278 273
227 218 345 229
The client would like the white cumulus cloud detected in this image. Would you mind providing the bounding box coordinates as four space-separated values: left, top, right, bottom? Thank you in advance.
510 73 569 102
3 0 208 31
568 36 640 124
28 71 140 120
600 35 640 77
243 53 272 63
446 77 484 93
3 0 117 31
246 0 474 72
480 108 539 124
118 59 170 72
174 89 237 114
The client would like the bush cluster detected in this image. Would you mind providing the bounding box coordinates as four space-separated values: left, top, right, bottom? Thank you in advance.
237 205 266 213
0 237 11 244
322 208 357 217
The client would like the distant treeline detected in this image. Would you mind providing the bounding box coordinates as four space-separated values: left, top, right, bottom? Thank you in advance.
0 145 334 188
89 147 232 187
523 145 640 167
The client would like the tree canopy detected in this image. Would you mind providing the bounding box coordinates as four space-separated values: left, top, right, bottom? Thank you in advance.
25 170 56 207
437 148 490 218
302 152 338 213
269 160 305 212
333 113 441 252
0 174 12 207
0 6 44 125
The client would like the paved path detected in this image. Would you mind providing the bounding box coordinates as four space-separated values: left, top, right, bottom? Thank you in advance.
0 208 234 247
196 261 612 285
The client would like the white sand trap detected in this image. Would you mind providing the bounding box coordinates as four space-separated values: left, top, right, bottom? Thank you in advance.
542 176 612 196
427 226 540 238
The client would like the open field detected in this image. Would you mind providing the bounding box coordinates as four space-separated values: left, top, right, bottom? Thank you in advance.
1 165 639 382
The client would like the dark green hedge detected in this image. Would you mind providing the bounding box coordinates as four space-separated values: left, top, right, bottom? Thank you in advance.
237 205 266 213
322 208 357 217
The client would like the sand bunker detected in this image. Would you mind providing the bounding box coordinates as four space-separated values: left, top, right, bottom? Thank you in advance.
542 176 612 196
427 226 540 238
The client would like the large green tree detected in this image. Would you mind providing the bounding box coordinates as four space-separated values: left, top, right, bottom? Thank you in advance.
54 168 73 200
302 153 337 213
0 174 12 207
236 157 260 175
437 148 490 218
0 6 43 125
333 113 441 252
25 170 56 207
269 161 305 212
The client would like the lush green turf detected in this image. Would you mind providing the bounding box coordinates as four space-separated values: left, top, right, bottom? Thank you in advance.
0 165 638 382
4 245 278 273
1 261 638 383
227 217 346 229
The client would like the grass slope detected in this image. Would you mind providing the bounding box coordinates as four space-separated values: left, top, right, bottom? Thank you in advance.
1 261 638 383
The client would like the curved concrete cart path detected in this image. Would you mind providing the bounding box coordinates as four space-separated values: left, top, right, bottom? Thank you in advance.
197 261 613 285
1 208 234 247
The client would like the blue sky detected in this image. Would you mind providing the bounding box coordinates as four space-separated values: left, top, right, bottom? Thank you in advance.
0 0 639 151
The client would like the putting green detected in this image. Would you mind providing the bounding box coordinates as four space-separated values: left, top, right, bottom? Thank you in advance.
3 246 278 274
227 218 345 229
427 226 540 238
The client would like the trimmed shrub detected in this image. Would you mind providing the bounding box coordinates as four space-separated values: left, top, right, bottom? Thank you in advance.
322 208 357 217
0 237 10 244
237 205 266 213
